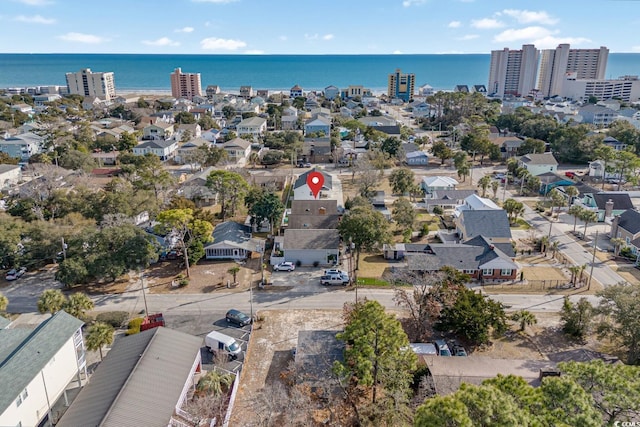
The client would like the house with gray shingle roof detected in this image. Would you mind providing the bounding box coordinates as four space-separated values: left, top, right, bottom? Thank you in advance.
132 139 178 161
293 168 333 201
0 311 85 427
279 229 340 266
57 327 203 427
456 209 512 244
204 221 265 260
611 209 640 254
517 153 558 176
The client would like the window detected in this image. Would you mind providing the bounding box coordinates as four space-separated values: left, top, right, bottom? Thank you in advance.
482 269 492 276
463 270 475 274
501 269 513 276
16 395 22 407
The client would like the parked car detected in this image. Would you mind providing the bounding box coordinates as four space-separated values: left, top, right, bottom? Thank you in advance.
225 309 252 327
451 344 468 356
297 162 312 168
5 267 26 281
320 274 349 286
324 269 348 276
434 339 452 356
273 261 295 272
565 171 576 178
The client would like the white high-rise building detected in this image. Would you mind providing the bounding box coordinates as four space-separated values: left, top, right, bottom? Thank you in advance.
65 68 116 101
488 44 539 98
537 44 609 97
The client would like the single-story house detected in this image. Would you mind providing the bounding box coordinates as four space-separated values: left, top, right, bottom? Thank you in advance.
456 210 513 248
421 176 458 194
132 139 178 161
454 194 500 216
405 150 429 165
57 327 203 427
204 221 265 260
278 228 340 266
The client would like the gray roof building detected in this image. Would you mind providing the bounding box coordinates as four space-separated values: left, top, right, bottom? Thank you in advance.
283 229 340 250
293 168 333 190
290 199 338 215
0 311 84 418
287 214 340 230
616 209 640 235
57 327 203 427
457 210 512 240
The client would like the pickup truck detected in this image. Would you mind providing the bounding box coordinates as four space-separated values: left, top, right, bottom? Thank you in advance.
320 274 349 286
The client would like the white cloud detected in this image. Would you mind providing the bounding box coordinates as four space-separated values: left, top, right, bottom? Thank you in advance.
393 50 403 54
402 0 426 6
244 49 264 54
192 0 237 3
200 37 246 50
471 18 505 29
501 9 558 25
322 34 334 41
493 26 553 43
304 33 333 41
175 26 194 33
279 35 287 41
14 14 55 24
532 36 592 49
457 34 479 41
142 37 180 47
14 0 53 5
632 46 640 53
448 21 461 28
58 32 109 44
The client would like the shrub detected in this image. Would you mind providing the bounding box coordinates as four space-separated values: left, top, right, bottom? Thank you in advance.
295 260 302 267
432 206 443 215
313 261 320 267
421 223 430 237
179 278 189 287
96 311 129 328
126 317 144 336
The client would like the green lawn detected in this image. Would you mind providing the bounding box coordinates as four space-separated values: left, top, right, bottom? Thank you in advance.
510 218 532 230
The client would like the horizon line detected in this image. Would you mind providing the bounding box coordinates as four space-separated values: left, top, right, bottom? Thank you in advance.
2 51 639 55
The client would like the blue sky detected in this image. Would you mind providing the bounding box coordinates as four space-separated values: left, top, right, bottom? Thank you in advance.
1 0 639 54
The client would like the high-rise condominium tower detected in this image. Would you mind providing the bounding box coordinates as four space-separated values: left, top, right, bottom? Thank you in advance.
488 44 539 98
170 68 202 100
387 69 415 102
65 68 116 101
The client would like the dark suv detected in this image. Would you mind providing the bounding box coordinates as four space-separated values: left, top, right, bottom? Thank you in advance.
225 309 252 327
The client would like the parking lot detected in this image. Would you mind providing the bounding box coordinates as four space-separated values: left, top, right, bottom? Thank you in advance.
269 266 350 291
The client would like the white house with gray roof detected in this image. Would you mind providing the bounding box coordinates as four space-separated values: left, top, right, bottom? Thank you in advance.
293 168 333 201
132 139 178 161
517 153 558 176
204 221 265 260
0 311 86 427
57 327 203 427
236 116 267 138
0 132 44 161
279 228 340 266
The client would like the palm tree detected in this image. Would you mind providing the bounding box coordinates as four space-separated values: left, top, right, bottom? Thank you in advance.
477 175 492 197
578 264 587 285
37 289 66 315
568 205 584 233
0 292 8 312
457 164 470 182
227 266 240 283
549 188 566 219
248 152 259 169
579 209 598 240
511 310 537 332
568 265 581 286
550 241 560 258
196 370 235 396
491 180 500 199
63 292 94 318
564 186 579 205
85 322 114 360
610 237 625 257
539 236 550 254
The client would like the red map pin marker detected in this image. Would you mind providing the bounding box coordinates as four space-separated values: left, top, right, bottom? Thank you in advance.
307 171 324 199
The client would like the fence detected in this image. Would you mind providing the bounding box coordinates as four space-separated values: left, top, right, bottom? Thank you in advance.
481 279 584 292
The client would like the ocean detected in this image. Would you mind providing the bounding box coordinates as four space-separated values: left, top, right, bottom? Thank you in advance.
2 53 640 94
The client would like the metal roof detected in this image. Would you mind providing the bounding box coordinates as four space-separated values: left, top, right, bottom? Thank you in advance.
0 311 84 415
58 327 202 427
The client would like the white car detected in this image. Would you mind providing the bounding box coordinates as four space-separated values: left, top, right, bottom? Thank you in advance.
273 262 295 272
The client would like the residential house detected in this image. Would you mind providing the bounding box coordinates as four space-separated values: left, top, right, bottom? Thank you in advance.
421 176 458 194
419 84 435 96
175 137 209 164
204 221 264 259
579 192 633 222
239 86 253 99
304 116 331 137
472 85 488 94
603 135 626 151
175 123 202 141
517 153 558 176
236 116 267 138
256 89 269 98
142 122 175 140
371 191 391 220
456 210 514 256
610 209 640 254
91 151 120 166
0 164 22 188
340 106 354 118
358 116 396 127
373 125 402 138
0 311 86 427
490 136 524 158
293 168 333 200
422 189 478 212
324 85 340 100
57 327 202 427
132 139 178 161
578 104 618 127
536 172 575 195
409 101 433 118
454 85 469 93
206 85 220 98
281 115 298 131
10 103 34 114
278 229 340 266
0 132 43 161
403 236 519 282
221 137 252 162
286 199 340 230
290 85 304 98
282 106 298 117
405 150 429 166
454 194 500 216
178 166 217 206
249 171 289 191
309 107 331 120
302 137 334 163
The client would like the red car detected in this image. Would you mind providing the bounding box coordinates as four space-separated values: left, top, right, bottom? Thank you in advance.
565 171 576 178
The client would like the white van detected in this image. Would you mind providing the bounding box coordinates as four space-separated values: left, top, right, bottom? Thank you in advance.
205 331 242 359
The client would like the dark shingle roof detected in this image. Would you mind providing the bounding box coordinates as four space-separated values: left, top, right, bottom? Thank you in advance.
458 210 512 239
520 153 558 166
592 193 633 211
57 327 203 427
287 214 339 229
212 221 252 244
283 229 340 250
0 311 84 414
293 168 333 190
616 209 640 234
290 199 338 215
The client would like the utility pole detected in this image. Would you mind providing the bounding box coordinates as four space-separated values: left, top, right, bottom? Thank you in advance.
61 237 67 260
588 231 598 290
140 270 149 316
502 172 509 203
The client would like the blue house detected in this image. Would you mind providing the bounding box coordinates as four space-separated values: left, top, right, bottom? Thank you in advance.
304 116 331 137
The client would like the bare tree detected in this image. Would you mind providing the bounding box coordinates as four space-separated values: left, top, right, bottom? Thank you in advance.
182 392 227 426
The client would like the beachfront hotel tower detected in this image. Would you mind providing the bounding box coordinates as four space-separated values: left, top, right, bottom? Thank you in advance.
170 67 203 101
537 44 609 98
488 44 539 98
65 68 116 101
388 69 415 102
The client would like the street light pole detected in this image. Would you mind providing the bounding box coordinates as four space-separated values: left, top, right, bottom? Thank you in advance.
588 231 598 290
140 270 149 316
